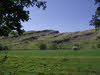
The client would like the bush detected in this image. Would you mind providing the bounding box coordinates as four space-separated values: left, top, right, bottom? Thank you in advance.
72 46 79 50
94 27 99 32
0 44 3 50
51 44 58 50
3 46 8 50
0 44 8 51
91 45 96 49
97 43 100 48
39 43 47 50
72 43 80 50
96 36 100 41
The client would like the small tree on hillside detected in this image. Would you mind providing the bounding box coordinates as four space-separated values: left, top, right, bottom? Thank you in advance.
39 43 47 50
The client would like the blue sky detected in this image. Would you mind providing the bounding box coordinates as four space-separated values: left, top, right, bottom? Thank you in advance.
22 0 96 32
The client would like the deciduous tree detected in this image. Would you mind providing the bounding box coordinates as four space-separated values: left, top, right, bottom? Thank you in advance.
0 0 46 36
90 0 100 29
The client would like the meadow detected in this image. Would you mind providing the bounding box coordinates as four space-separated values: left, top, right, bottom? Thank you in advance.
0 49 100 75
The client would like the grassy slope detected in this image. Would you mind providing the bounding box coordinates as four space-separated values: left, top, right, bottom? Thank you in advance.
0 50 100 75
0 29 100 49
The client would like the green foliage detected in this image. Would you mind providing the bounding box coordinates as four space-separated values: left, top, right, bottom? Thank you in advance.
50 43 58 50
91 45 97 49
0 44 3 50
0 0 46 36
94 27 99 32
39 43 47 50
3 46 8 50
97 43 100 48
72 46 79 50
96 36 100 48
10 30 18 37
0 44 8 50
96 36 100 41
72 43 80 50
90 0 100 29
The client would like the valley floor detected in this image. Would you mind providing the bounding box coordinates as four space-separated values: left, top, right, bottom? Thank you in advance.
0 50 100 75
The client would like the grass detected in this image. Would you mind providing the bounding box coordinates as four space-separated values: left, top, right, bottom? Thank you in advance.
1 49 100 58
0 29 99 50
0 49 100 75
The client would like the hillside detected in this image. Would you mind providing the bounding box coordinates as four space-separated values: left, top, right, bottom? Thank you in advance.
0 29 100 50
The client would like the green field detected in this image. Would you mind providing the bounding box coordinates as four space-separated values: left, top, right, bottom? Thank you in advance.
0 50 100 75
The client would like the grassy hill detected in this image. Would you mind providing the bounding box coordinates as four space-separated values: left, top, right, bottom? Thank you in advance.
0 29 100 50
1 30 100 75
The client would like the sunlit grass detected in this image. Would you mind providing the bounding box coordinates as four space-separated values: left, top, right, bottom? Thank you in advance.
0 50 100 75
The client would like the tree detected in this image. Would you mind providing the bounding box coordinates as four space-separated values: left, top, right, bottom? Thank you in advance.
0 0 46 36
90 0 100 29
39 43 47 50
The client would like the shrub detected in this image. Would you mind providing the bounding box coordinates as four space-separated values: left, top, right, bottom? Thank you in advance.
0 44 8 50
9 31 18 37
39 43 47 50
91 45 96 49
0 44 3 50
51 44 58 50
96 36 100 41
72 43 80 50
0 44 8 63
97 43 100 48
3 46 8 50
72 46 79 50
94 27 99 32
